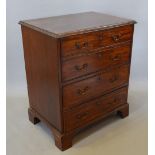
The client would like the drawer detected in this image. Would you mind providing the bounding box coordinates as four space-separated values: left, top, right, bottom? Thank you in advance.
61 25 133 56
62 43 131 81
63 65 129 108
64 87 128 132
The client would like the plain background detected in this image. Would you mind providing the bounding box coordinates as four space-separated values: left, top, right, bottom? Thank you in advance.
6 1 148 155
6 0 147 96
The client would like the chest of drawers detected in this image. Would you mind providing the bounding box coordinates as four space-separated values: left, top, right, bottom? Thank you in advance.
20 12 136 151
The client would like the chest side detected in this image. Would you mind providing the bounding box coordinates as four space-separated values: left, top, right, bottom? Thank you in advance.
21 26 63 132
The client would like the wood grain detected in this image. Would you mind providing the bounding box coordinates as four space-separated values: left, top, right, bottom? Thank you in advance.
19 12 136 38
62 43 132 81
64 87 128 132
63 65 130 108
20 12 136 151
21 26 63 132
61 25 133 56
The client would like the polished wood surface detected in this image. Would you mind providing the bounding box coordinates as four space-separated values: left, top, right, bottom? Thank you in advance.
64 87 128 132
63 65 129 108
21 26 63 131
62 43 131 81
20 12 136 151
61 25 133 56
19 12 136 38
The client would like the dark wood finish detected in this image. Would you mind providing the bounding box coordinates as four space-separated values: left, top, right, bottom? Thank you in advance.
20 12 136 151
51 128 73 151
64 87 128 132
19 12 136 38
27 98 129 151
62 43 131 81
61 25 133 56
21 26 63 132
63 65 129 108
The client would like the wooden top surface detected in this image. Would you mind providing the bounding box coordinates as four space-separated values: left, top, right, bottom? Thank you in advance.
19 12 136 38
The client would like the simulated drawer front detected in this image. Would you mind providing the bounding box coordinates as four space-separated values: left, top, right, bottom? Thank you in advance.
64 87 128 132
61 25 133 57
62 43 131 81
63 65 129 108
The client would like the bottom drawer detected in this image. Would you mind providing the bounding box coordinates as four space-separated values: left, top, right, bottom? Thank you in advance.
64 87 128 132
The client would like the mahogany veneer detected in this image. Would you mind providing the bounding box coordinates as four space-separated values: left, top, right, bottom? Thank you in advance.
20 12 136 151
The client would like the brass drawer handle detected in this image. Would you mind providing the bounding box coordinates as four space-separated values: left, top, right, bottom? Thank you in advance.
75 42 88 49
109 74 119 83
112 34 121 42
77 86 89 95
97 52 104 58
98 76 103 81
75 63 88 71
76 112 88 119
83 42 89 47
111 55 121 61
75 42 81 49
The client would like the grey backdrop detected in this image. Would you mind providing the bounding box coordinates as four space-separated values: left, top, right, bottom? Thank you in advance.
6 0 148 96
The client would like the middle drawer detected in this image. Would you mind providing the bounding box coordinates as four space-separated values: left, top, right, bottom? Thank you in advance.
62 43 131 81
63 64 129 108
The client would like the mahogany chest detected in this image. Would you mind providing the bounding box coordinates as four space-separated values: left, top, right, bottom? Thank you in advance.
20 12 136 151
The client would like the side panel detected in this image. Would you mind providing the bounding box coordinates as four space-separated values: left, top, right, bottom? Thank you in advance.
21 26 62 132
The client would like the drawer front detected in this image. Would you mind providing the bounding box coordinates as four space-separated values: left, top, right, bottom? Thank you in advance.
64 87 128 132
63 65 129 108
62 43 131 81
61 25 133 57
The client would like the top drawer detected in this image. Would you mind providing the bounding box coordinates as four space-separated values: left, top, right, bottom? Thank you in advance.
61 25 133 57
